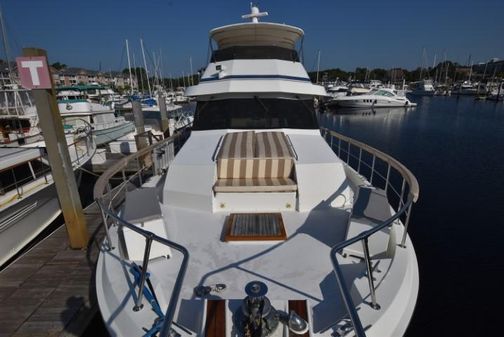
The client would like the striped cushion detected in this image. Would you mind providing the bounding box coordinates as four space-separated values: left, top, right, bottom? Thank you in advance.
214 177 297 193
255 132 293 158
217 131 255 179
217 158 294 179
217 131 254 159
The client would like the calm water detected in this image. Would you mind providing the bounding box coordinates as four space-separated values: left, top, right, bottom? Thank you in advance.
320 96 504 336
86 97 504 336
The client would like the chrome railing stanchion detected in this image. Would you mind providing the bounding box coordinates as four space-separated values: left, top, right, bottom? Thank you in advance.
370 154 376 184
346 142 351 164
400 202 413 248
384 163 391 192
362 238 380 310
398 178 406 209
357 148 362 173
133 235 153 311
97 200 113 251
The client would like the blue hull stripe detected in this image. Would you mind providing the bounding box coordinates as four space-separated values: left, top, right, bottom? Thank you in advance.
200 74 311 82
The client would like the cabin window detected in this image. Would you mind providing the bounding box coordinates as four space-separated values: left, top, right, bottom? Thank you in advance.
192 98 318 130
212 46 299 62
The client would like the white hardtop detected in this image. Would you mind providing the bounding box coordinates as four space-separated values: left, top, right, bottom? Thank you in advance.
210 5 303 49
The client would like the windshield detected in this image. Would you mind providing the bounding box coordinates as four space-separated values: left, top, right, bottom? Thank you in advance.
192 98 318 130
212 46 299 62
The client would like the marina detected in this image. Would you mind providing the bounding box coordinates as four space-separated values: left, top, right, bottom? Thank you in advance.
0 2 503 337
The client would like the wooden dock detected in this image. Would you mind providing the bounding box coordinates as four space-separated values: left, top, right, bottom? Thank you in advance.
0 202 106 337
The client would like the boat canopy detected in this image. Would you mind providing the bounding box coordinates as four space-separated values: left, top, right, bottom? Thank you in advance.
56 84 107 92
210 22 304 50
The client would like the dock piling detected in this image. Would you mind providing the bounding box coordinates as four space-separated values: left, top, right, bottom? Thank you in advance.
23 47 88 248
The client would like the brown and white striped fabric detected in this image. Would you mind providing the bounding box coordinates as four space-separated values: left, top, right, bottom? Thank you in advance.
214 131 297 192
214 177 297 192
255 132 294 159
217 131 254 159
254 131 294 179
217 131 254 179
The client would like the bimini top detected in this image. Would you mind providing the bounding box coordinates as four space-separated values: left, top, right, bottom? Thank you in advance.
211 22 303 50
210 5 303 50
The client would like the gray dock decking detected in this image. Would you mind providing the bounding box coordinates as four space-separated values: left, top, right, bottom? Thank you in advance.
0 202 106 337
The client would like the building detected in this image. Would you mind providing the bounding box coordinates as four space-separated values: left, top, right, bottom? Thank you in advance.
51 67 137 89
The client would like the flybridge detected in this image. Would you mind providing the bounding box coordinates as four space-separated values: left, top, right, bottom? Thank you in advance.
209 5 304 51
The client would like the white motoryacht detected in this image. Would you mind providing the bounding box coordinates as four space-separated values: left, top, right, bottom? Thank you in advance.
0 81 42 146
0 126 95 267
331 88 416 108
94 5 420 337
408 79 435 96
57 85 135 146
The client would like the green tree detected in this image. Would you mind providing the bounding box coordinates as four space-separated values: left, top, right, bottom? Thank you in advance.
51 62 67 70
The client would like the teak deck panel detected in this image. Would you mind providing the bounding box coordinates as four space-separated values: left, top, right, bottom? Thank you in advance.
224 213 287 242
205 300 226 337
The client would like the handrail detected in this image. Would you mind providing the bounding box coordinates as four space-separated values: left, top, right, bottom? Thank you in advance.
93 127 190 337
322 128 419 202
93 133 179 200
321 128 419 337
96 202 189 336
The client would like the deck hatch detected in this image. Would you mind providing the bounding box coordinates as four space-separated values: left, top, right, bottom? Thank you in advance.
224 213 287 241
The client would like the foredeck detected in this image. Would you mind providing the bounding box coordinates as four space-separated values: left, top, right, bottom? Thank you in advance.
94 128 419 337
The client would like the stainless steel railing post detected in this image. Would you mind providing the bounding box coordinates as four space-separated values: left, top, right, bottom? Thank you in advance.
384 163 391 193
362 238 380 310
357 148 362 173
370 155 376 184
133 234 153 312
400 203 413 248
347 141 351 164
97 200 113 251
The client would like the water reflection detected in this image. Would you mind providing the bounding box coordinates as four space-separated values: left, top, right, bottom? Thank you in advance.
318 106 413 133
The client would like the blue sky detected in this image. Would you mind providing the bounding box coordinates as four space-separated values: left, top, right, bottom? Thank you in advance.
2 0 503 75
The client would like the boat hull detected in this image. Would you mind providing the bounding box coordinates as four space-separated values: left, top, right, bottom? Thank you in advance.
0 183 60 267
94 122 136 146
334 99 413 108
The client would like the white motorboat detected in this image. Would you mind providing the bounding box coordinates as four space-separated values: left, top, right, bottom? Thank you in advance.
0 80 43 146
408 79 435 96
94 5 420 337
326 85 348 99
57 86 135 146
453 81 478 95
0 125 95 267
331 88 416 108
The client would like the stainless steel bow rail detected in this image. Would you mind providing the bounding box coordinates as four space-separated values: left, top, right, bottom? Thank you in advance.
94 129 190 337
321 128 419 337
96 202 189 336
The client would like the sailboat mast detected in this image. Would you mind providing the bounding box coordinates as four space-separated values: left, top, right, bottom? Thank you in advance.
140 38 152 97
316 50 321 84
189 56 193 86
0 6 12 77
125 39 134 92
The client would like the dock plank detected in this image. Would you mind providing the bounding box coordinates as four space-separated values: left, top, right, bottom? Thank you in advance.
0 200 108 337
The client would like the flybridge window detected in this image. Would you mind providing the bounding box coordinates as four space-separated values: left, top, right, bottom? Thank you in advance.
192 98 318 130
212 46 300 62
